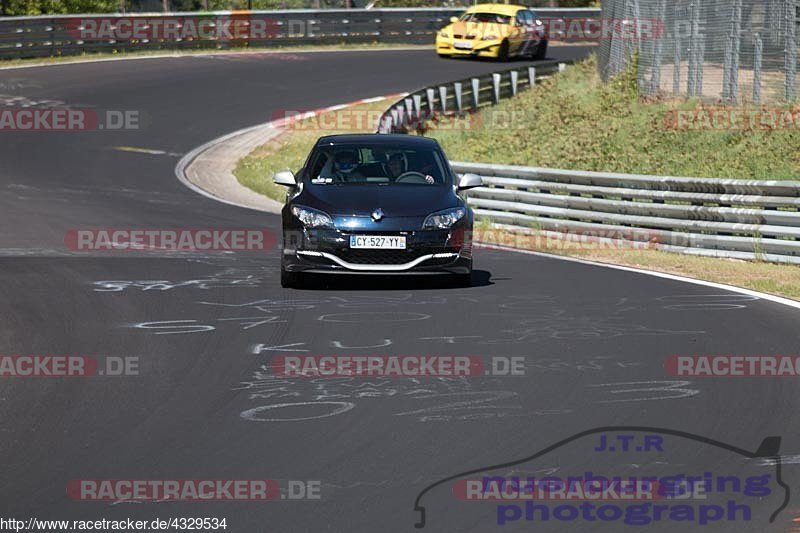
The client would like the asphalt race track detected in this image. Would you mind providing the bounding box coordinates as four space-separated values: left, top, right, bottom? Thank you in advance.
1 47 800 532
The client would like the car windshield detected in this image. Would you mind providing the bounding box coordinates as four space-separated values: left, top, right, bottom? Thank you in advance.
459 12 511 24
306 143 451 186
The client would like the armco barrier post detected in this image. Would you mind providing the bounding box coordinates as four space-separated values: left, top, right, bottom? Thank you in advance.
528 66 536 87
394 104 405 129
454 81 463 114
425 88 435 116
438 86 448 114
492 73 502 104
471 78 480 108
510 70 518 96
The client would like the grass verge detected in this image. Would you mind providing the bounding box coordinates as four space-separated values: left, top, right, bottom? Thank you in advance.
426 55 800 180
476 224 800 300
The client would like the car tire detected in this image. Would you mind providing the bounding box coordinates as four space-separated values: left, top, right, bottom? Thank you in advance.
281 268 302 289
497 40 510 62
533 40 548 60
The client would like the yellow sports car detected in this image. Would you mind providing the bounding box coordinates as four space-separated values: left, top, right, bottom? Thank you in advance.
436 4 548 61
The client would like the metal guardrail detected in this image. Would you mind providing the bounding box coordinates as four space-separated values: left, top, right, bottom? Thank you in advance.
376 60 568 134
372 57 800 264
453 161 800 264
0 7 600 60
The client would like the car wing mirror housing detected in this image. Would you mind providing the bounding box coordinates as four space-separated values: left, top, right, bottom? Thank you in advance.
274 170 296 186
457 173 483 190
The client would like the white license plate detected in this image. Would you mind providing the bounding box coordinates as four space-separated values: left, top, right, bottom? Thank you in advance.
453 40 473 49
349 235 406 249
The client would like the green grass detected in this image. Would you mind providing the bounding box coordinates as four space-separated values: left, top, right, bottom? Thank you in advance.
426 56 800 180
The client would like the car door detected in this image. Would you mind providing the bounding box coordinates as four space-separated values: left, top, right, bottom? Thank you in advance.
516 10 537 57
508 10 526 55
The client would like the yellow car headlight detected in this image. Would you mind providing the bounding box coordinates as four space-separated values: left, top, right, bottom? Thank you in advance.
483 34 498 40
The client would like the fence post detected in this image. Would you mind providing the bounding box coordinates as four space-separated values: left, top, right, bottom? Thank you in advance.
438 86 447 114
723 33 733 99
730 0 742 101
673 39 681 94
527 66 536 87
753 35 763 104
785 0 797 101
471 77 480 108
453 81 463 114
696 38 705 97
510 70 518 96
650 0 667 94
687 1 701 97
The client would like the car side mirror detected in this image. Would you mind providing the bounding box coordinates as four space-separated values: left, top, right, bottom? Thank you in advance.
450 16 458 23
273 170 296 186
457 173 483 190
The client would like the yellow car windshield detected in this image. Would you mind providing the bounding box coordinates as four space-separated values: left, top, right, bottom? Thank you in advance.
459 12 511 24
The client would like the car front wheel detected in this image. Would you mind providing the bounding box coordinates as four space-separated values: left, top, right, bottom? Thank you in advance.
533 39 548 60
497 40 510 62
281 267 302 289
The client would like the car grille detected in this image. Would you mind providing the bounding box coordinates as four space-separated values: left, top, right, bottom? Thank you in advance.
453 34 477 39
336 249 451 265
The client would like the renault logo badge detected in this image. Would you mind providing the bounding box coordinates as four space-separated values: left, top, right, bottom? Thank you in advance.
371 208 384 221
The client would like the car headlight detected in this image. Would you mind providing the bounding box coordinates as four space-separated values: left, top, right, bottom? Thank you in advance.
423 207 466 230
439 31 449 38
483 34 498 40
291 205 334 229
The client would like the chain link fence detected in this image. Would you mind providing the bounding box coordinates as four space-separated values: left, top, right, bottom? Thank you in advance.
598 0 800 103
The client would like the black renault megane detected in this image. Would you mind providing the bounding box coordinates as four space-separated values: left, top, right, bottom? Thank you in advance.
273 134 483 288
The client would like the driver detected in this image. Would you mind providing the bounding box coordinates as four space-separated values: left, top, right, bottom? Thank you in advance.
384 152 435 184
383 152 407 179
331 149 362 181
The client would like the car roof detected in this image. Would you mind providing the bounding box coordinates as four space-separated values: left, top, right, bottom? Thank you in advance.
315 134 440 149
464 3 526 16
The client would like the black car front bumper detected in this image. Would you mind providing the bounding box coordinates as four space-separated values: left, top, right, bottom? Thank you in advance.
281 226 473 275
